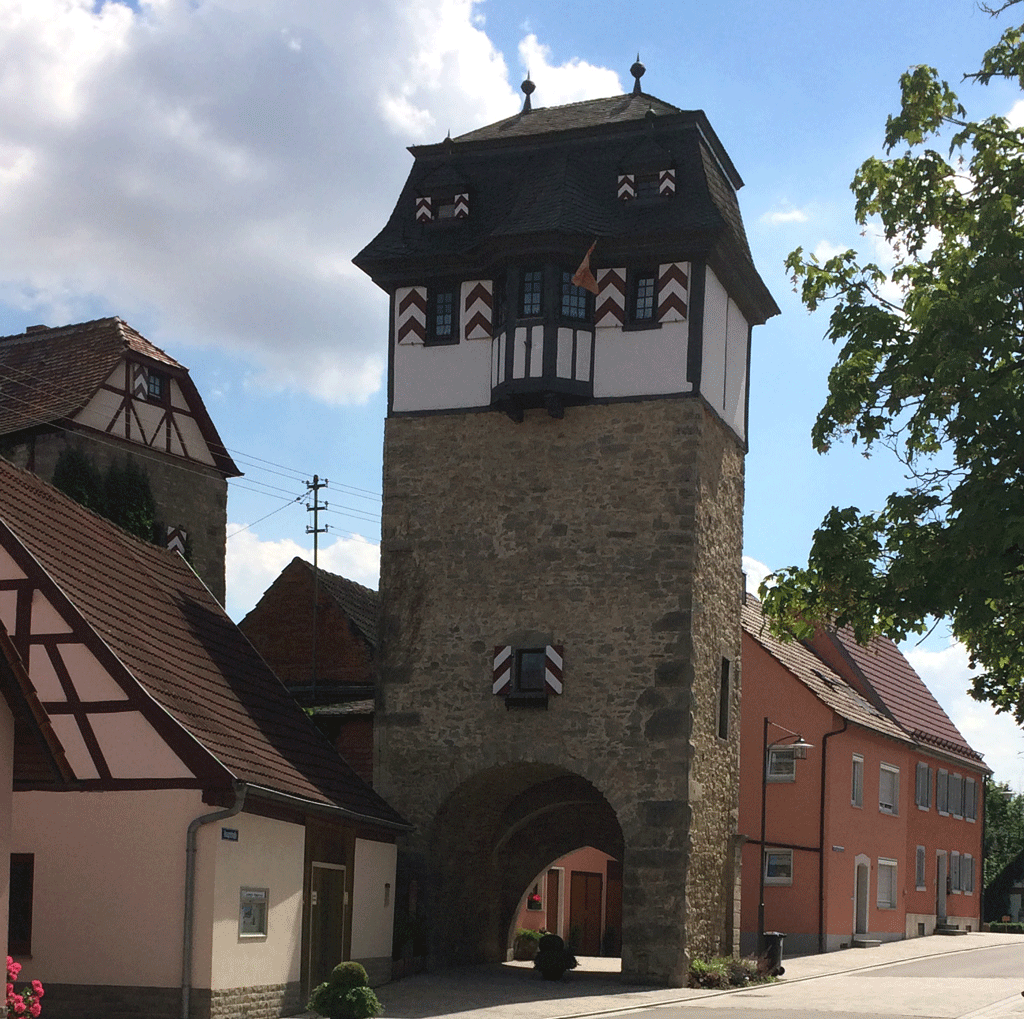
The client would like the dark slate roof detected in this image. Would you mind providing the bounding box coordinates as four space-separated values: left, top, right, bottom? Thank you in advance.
0 317 240 478
820 627 986 768
0 459 407 828
354 92 778 326
294 557 379 650
742 597 911 744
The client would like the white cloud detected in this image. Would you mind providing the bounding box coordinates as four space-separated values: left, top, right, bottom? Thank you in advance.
903 639 1024 792
0 1 617 405
225 526 379 622
742 555 772 595
762 208 808 225
1007 99 1024 128
517 34 622 105
811 240 848 263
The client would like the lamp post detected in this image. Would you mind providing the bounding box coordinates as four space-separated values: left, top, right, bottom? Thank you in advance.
758 717 814 953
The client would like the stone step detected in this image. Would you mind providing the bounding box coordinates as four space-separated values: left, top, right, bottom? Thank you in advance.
935 925 968 936
852 938 882 948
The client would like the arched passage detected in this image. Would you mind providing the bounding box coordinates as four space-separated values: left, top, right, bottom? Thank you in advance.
428 763 623 966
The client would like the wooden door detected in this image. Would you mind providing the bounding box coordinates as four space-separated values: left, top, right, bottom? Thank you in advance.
855 863 869 934
546 869 561 937
570 871 603 956
309 864 347 989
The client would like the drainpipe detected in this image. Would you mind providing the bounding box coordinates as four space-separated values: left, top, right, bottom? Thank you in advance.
818 719 847 954
182 783 247 1019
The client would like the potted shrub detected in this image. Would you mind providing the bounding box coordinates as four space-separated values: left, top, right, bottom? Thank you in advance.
513 927 544 960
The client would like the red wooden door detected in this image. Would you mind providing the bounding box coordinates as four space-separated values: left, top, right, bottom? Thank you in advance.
569 871 603 956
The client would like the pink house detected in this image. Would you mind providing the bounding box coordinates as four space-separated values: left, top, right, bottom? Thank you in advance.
740 596 987 955
0 459 409 1018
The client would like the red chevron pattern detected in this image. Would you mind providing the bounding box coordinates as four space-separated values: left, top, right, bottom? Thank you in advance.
396 286 427 344
415 196 432 223
595 268 626 326
131 364 147 400
454 192 469 218
463 280 492 340
659 168 676 195
658 262 689 323
617 173 635 200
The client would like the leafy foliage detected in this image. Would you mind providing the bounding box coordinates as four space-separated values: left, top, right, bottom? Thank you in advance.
985 781 1024 885
687 956 775 989
52 447 104 512
763 5 1024 721
308 961 382 1019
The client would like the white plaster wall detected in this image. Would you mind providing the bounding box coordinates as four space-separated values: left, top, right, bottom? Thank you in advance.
592 320 690 398
173 412 216 466
350 839 397 961
701 267 748 442
207 811 305 990
11 789 206 986
393 341 491 412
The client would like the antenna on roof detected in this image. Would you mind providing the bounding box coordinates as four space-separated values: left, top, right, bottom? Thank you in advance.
631 54 646 95
521 73 535 113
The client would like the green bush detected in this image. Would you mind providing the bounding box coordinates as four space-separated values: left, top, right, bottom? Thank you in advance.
515 928 544 943
687 956 775 989
308 961 382 1019
989 922 1024 934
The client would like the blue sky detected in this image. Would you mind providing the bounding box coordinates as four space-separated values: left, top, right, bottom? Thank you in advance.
1 0 1021 784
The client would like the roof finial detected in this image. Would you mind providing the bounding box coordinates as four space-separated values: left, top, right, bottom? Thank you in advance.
630 54 646 95
521 72 535 113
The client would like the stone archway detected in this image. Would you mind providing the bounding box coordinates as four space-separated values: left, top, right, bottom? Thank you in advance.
428 763 623 966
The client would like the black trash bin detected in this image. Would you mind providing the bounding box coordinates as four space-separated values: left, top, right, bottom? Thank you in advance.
762 931 785 976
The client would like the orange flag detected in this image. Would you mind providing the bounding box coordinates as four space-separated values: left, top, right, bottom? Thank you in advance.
571 239 600 295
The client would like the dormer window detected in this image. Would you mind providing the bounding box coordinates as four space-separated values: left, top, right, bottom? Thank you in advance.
416 192 469 223
635 171 661 199
147 370 167 402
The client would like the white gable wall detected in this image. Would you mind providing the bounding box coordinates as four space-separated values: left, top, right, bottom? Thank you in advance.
701 267 749 442
350 838 397 965
206 810 305 990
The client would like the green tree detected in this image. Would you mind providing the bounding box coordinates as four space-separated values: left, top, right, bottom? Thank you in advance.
985 781 1024 887
103 458 156 543
52 446 104 512
762 6 1024 722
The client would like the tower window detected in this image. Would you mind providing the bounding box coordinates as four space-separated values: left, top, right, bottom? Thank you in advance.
516 649 546 692
560 271 590 321
147 370 168 402
631 270 658 324
521 269 543 317
427 286 458 345
718 658 730 739
635 171 661 199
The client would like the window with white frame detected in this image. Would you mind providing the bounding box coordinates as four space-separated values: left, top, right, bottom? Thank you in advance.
852 754 864 808
916 846 926 890
764 848 793 885
937 768 949 814
950 774 964 818
877 859 898 908
965 777 977 821
964 854 975 893
239 887 269 936
767 748 796 782
915 762 931 809
879 764 900 815
951 851 961 892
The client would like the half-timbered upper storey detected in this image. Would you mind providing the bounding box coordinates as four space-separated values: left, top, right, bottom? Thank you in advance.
0 317 239 477
354 65 779 442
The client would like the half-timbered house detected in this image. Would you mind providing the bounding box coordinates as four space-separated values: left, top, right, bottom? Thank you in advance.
0 318 240 603
0 459 408 1019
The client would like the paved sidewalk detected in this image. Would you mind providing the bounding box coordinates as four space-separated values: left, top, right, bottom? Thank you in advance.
289 933 1024 1019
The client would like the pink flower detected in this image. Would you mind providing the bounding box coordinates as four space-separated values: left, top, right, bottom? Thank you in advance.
29 982 42 997
28 1003 40 1017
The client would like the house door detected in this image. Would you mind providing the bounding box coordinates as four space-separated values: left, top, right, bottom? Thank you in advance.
309 864 347 990
546 869 561 938
569 871 603 956
855 863 869 935
936 852 948 921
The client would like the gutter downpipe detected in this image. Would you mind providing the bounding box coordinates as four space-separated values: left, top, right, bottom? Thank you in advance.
182 783 248 1019
818 719 847 954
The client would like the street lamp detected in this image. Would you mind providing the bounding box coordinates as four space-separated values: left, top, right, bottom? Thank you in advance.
758 717 814 953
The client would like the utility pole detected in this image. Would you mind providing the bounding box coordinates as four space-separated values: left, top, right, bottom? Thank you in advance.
306 475 329 699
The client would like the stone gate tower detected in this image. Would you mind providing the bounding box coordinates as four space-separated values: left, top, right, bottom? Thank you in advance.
354 63 778 986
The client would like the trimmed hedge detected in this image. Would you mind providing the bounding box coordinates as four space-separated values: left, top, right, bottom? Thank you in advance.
989 922 1024 934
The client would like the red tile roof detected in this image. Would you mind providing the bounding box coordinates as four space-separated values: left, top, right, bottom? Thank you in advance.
0 317 240 477
0 458 407 828
816 627 985 767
